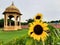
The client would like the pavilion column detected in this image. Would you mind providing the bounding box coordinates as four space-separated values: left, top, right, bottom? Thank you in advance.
14 16 17 26
5 14 8 26
19 16 21 26
4 15 6 27
16 16 18 26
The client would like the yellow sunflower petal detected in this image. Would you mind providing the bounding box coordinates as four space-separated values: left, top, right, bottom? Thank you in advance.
29 23 33 27
34 13 43 21
43 23 48 26
30 33 34 37
28 14 49 42
43 27 49 30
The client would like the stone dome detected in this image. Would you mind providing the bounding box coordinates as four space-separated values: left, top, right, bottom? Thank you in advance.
3 3 22 15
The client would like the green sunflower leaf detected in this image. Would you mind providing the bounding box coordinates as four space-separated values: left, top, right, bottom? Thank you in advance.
25 38 33 45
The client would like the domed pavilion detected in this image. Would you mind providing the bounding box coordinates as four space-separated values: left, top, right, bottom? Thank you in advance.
3 3 22 31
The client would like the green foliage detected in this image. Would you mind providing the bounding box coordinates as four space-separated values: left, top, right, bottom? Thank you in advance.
21 22 28 25
26 19 34 24
48 25 60 45
0 25 60 45
48 20 60 23
8 19 15 26
0 19 4 28
0 18 15 27
21 18 34 25
0 29 28 44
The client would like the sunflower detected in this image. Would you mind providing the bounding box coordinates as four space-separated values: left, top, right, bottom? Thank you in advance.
34 13 42 22
28 21 49 42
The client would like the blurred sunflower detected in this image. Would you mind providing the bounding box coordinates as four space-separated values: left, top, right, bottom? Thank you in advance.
34 13 42 22
28 21 49 41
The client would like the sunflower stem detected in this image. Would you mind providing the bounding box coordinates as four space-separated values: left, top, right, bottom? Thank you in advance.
43 41 45 45
34 40 36 45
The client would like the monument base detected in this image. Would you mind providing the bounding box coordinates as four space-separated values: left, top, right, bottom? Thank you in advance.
4 26 21 31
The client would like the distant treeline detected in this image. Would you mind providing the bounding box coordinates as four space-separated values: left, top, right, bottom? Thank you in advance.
0 18 60 28
48 20 60 23
0 18 34 28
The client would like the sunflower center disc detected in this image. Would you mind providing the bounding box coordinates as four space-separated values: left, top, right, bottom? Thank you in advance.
36 16 41 19
34 25 43 35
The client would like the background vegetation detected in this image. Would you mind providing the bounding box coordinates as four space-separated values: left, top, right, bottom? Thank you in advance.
0 18 60 45
0 18 60 28
0 25 59 45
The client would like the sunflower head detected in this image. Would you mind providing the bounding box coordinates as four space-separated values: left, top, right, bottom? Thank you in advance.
34 13 42 22
28 21 49 42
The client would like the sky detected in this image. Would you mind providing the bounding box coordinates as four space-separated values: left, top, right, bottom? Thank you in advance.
0 0 60 22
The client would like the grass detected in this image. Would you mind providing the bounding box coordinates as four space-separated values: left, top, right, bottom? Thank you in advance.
0 26 60 45
0 29 28 43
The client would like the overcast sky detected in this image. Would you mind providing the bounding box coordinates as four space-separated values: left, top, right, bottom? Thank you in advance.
0 0 60 22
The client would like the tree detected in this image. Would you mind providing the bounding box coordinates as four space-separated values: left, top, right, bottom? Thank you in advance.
0 18 15 28
0 19 4 28
26 19 34 24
